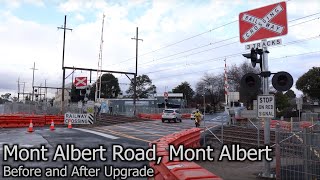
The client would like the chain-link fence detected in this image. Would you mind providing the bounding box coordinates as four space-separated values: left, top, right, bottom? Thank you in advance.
112 106 195 117
0 102 83 115
1 102 59 115
301 112 319 121
275 124 320 180
0 102 195 117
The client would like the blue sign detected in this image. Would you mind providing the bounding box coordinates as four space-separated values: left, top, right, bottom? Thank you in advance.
101 102 108 113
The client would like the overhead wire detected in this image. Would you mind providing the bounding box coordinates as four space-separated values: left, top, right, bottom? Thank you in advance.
113 10 320 84
112 1 305 68
136 19 320 74
151 50 320 81
108 20 238 67
143 34 320 74
122 13 320 71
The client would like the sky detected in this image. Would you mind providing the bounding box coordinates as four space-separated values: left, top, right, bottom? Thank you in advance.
0 0 320 99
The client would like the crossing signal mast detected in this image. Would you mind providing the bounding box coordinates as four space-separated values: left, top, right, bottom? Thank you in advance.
95 14 105 102
239 1 289 178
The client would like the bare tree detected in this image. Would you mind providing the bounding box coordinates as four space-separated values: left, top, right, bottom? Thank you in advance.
227 61 260 91
195 73 224 113
227 61 260 109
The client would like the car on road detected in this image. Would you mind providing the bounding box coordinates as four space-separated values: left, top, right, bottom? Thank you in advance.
161 109 182 123
190 110 204 121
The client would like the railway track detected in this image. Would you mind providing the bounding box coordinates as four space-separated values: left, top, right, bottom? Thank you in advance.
77 114 218 143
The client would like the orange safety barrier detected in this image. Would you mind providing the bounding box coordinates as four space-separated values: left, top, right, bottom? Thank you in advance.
299 121 312 129
138 113 192 120
149 128 223 180
0 115 65 128
181 114 191 119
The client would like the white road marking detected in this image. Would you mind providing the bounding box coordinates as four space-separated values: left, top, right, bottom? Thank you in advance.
73 128 119 140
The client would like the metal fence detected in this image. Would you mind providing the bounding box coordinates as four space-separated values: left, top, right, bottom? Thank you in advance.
0 102 196 117
301 113 319 121
203 116 320 179
1 102 82 115
275 124 320 180
112 106 195 117
1 102 59 115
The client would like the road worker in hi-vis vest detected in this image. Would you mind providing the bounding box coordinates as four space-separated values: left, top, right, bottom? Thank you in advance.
194 110 202 128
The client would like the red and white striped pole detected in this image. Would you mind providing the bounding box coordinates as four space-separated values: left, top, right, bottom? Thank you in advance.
224 58 229 107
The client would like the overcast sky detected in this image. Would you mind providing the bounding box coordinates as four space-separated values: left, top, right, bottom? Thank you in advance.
0 0 319 99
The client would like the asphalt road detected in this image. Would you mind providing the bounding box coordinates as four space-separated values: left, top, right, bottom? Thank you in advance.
0 127 150 180
0 116 225 180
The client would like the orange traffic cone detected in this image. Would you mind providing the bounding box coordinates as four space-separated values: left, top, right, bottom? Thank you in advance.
28 120 34 133
50 119 55 131
67 120 72 129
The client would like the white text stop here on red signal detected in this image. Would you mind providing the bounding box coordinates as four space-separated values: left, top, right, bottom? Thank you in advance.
257 95 275 118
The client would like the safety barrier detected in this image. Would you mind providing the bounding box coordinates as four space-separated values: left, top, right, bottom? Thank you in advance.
261 120 317 131
138 113 191 120
149 128 222 180
0 115 65 128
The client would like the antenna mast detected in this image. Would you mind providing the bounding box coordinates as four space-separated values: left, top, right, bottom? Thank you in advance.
95 14 105 102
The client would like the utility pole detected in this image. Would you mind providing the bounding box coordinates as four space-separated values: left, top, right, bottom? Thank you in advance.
39 83 42 102
45 79 47 103
30 62 38 101
58 15 72 114
131 27 143 116
224 58 229 109
262 40 271 177
17 78 20 102
95 14 105 102
22 82 26 101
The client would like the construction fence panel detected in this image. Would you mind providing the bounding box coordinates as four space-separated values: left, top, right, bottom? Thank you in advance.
301 113 319 121
276 124 320 180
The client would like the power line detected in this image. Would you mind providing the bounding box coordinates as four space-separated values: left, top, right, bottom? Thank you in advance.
143 34 320 75
122 14 320 71
271 50 320 60
112 10 320 69
151 49 320 81
108 21 238 67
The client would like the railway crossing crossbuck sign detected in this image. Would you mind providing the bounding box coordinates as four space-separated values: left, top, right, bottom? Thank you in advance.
239 1 288 43
74 77 87 89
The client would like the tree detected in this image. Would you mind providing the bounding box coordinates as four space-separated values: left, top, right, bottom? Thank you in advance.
70 84 84 102
89 73 121 99
296 67 320 100
227 61 260 92
195 73 224 113
0 93 11 104
126 74 156 98
172 81 194 106
274 91 290 111
272 91 291 118
1 93 11 100
284 89 296 99
227 61 261 108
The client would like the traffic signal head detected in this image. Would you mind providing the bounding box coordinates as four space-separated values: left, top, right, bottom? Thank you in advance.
80 89 86 96
242 48 262 70
272 71 293 91
240 73 261 94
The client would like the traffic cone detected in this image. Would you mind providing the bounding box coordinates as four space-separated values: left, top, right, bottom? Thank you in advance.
67 120 72 129
28 120 34 133
50 119 55 131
